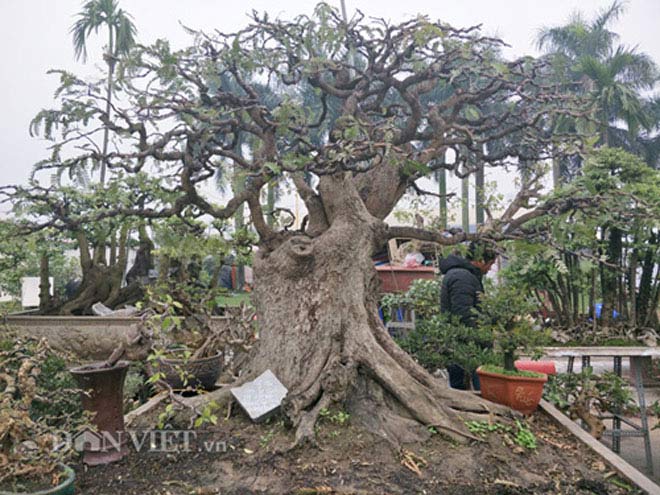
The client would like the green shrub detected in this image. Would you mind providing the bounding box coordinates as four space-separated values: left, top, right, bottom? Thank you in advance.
475 284 549 372
397 313 497 374
543 368 636 415
381 279 440 321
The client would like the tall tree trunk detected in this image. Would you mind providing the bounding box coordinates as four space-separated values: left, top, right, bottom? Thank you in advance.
233 165 246 288
637 233 657 324
552 157 561 190
646 269 660 328
38 252 51 313
629 251 638 326
436 169 447 230
100 28 115 185
461 175 469 232
601 227 622 327
475 162 484 226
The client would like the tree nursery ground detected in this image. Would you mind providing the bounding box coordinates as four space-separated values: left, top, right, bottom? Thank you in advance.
76 411 640 495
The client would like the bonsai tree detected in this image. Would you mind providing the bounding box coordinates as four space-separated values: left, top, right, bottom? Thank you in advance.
0 334 86 490
4 4 592 444
476 284 549 373
398 313 497 380
544 368 635 438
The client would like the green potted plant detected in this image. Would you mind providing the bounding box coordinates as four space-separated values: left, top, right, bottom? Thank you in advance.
475 285 550 414
397 313 498 389
144 286 256 393
0 334 86 494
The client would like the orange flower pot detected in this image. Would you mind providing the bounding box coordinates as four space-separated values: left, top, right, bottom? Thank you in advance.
476 367 548 415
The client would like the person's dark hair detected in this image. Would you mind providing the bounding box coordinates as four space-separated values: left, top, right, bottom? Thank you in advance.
467 242 497 263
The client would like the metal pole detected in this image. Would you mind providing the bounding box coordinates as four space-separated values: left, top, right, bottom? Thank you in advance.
339 0 355 75
461 175 470 233
340 0 349 23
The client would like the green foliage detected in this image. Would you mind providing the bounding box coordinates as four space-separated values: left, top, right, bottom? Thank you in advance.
501 147 660 337
543 368 636 415
397 313 497 374
0 224 80 300
71 0 138 63
259 428 276 448
156 403 175 429
513 420 537 450
153 217 237 268
465 419 537 450
476 284 549 371
478 364 545 378
0 334 84 428
318 407 350 426
465 419 511 437
380 279 440 321
194 401 219 428
30 353 84 425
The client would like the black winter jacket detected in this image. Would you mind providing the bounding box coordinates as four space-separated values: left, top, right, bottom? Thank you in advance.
439 255 483 327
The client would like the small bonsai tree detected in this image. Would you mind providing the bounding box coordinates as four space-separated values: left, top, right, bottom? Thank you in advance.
475 284 549 373
397 313 497 380
0 334 87 490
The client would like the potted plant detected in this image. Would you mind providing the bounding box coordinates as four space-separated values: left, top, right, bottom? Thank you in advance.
475 285 550 414
0 335 86 494
144 286 256 393
397 313 498 389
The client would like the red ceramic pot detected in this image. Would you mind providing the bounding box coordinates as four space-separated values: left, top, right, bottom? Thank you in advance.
477 367 548 415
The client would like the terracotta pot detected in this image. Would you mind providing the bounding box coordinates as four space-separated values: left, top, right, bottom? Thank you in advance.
375 265 436 293
515 360 557 375
157 353 222 391
0 464 75 495
477 366 548 415
69 361 129 465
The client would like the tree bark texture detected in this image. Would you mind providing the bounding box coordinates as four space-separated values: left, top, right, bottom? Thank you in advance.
243 174 506 447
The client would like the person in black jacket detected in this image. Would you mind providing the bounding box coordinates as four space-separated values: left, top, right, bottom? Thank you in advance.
440 244 496 390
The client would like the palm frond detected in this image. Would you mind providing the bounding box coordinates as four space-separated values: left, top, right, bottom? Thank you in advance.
70 0 137 62
113 10 138 56
592 1 625 33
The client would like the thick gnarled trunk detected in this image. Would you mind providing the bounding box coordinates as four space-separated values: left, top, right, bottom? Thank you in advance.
245 175 505 446
49 226 149 315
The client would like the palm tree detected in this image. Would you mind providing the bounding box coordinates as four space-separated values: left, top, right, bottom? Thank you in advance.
578 47 656 145
537 1 657 150
71 0 137 185
537 1 624 62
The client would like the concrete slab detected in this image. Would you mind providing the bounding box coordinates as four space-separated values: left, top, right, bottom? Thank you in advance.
231 370 288 423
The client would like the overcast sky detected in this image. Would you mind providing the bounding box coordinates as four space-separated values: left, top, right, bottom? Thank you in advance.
1 0 658 221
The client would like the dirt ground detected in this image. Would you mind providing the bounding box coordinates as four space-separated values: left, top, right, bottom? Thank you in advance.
73 407 645 495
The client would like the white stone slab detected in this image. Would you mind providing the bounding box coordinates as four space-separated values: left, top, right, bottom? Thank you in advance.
231 370 288 423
